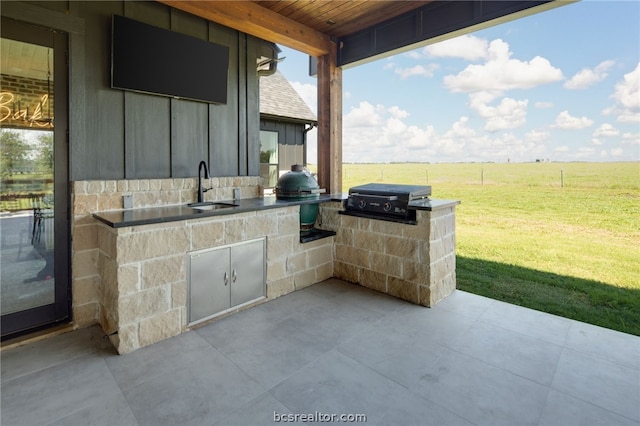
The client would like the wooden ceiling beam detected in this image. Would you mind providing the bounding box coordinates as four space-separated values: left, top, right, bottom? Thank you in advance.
157 0 333 57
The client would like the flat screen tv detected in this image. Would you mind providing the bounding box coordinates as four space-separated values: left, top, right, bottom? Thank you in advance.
111 15 229 104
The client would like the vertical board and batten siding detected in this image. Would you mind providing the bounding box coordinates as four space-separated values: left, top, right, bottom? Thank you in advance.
210 22 241 178
260 119 306 145
39 0 265 180
280 145 305 171
246 37 262 177
237 33 249 177
169 9 210 178
123 1 171 179
72 1 126 180
260 118 307 170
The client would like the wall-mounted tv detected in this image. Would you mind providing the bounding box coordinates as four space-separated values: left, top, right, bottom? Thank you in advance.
111 15 229 104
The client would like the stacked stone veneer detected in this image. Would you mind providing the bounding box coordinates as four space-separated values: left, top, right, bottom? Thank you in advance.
72 177 333 353
318 201 456 307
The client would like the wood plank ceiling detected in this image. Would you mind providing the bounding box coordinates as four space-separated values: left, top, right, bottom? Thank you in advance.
159 0 431 57
160 1 566 62
254 1 431 38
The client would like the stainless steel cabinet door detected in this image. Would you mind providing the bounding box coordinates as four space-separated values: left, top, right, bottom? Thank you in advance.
230 238 265 307
189 248 230 324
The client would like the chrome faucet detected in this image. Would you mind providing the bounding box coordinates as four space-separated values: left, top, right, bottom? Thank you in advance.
197 160 210 204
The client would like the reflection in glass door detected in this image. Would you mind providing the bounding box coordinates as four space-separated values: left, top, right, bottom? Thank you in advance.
1 127 55 314
1 19 69 339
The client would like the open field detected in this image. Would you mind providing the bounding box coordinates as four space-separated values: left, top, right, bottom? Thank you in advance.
321 161 640 336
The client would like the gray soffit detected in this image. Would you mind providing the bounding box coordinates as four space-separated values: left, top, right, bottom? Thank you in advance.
337 0 570 68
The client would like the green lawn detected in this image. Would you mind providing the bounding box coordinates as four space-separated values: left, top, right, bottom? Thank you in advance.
328 161 640 336
1 173 53 211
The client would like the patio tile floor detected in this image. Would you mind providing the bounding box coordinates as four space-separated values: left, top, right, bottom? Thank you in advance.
2 278 639 426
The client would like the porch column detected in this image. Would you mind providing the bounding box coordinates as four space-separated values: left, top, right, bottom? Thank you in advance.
316 42 342 194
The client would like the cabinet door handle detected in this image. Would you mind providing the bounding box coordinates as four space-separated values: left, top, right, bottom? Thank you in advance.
232 269 237 283
224 271 229 286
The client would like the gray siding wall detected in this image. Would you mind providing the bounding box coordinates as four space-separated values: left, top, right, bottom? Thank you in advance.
6 1 264 180
260 119 306 146
260 118 307 171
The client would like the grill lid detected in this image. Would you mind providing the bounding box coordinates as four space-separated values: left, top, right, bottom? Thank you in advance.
275 164 325 199
348 183 431 201
343 182 431 224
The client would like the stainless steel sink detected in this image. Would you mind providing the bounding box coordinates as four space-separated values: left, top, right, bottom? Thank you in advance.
188 202 238 211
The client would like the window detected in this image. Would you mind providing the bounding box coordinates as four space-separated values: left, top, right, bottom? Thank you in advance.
259 130 278 191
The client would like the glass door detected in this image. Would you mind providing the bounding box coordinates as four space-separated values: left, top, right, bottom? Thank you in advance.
1 19 69 339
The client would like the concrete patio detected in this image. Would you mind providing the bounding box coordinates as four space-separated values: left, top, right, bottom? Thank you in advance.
1 278 639 426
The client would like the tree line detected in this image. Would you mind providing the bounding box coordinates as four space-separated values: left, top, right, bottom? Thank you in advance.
1 129 53 178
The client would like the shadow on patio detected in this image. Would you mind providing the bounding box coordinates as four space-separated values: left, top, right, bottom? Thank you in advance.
456 256 640 337
2 278 639 425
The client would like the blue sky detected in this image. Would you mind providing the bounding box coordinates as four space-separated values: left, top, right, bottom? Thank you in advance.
275 0 640 164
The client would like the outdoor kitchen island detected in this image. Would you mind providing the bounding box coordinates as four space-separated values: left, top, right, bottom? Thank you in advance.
320 195 460 309
87 186 458 354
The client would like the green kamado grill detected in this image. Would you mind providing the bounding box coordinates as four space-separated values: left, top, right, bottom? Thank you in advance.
275 165 325 231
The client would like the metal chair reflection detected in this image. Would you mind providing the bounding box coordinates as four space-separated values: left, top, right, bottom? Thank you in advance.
31 196 54 248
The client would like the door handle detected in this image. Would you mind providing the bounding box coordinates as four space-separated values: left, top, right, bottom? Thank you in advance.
232 269 237 283
224 271 229 286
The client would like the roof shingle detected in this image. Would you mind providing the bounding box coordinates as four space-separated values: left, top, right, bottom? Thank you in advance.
259 69 317 123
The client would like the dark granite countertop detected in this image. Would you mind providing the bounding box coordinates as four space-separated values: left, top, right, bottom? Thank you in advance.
92 194 342 228
408 198 461 211
92 194 460 228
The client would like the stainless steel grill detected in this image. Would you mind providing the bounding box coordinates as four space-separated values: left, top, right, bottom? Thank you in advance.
341 183 431 223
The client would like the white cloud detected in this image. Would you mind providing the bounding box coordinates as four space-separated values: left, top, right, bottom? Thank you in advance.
290 81 317 114
603 62 640 123
443 39 563 94
288 80 320 163
437 39 561 138
394 64 439 79
613 63 640 109
342 101 441 163
576 147 596 159
424 34 489 61
619 135 640 160
306 130 317 164
592 123 619 138
458 131 547 163
552 111 594 129
340 99 549 163
535 101 554 109
564 60 615 89
469 94 528 131
388 106 409 119
445 116 476 139
525 129 549 143
344 101 383 128
610 148 624 157
554 146 570 152
591 138 603 146
622 132 640 145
